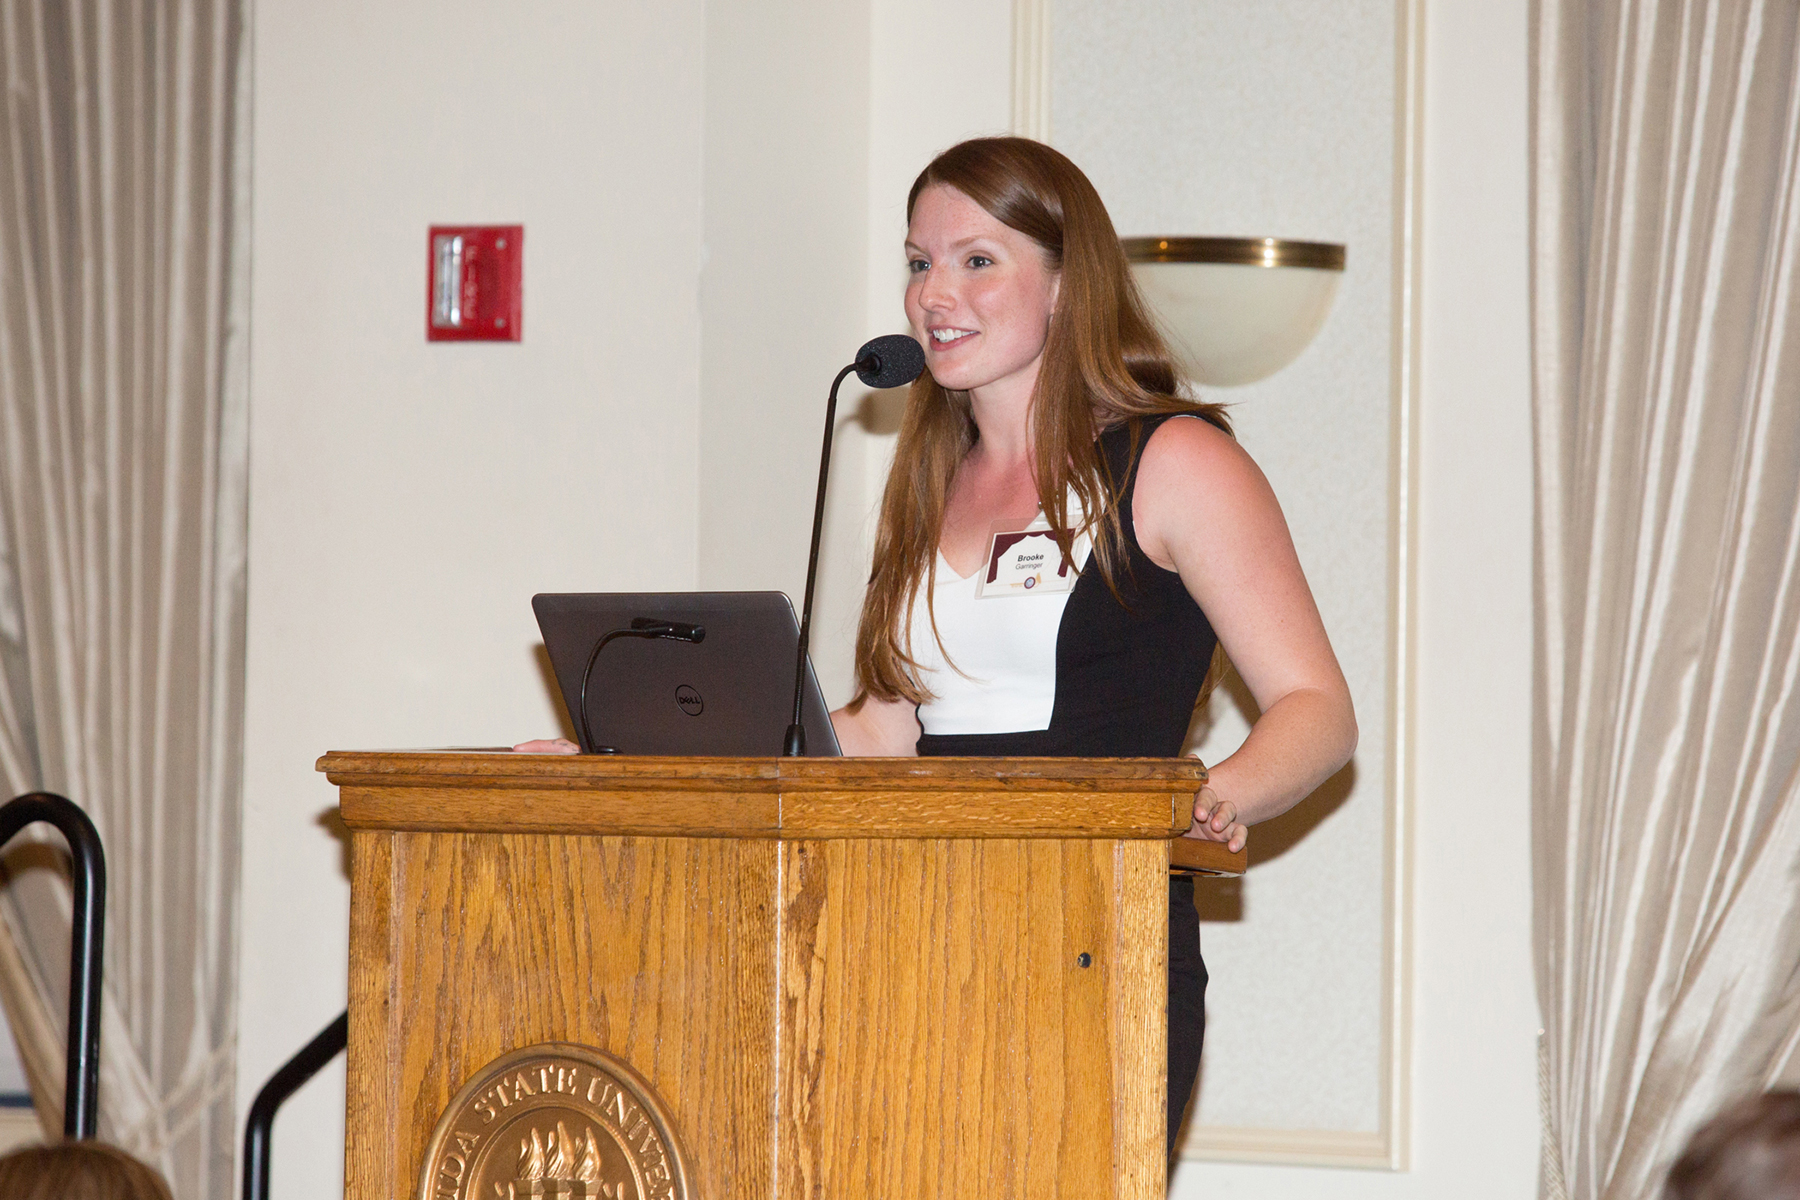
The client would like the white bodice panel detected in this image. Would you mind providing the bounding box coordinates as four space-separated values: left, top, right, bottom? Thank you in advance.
908 532 1092 736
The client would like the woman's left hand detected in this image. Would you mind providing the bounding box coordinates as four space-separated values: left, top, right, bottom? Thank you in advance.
513 738 580 754
1185 784 1248 854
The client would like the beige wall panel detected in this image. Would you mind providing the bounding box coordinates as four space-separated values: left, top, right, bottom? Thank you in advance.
1051 0 1403 1151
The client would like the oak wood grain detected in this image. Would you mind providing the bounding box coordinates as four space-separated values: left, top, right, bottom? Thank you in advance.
351 832 778 1200
324 753 1212 844
337 755 1232 1200
336 784 782 837
1168 837 1247 875
1113 840 1171 1193
345 831 396 1200
776 838 1163 1198
320 751 1210 790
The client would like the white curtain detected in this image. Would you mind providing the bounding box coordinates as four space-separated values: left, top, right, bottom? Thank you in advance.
0 3 249 1197
1531 1 1800 1198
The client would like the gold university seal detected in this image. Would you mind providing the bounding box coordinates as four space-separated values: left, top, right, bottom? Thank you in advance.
418 1043 692 1200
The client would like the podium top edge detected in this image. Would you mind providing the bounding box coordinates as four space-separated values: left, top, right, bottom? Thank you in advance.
315 750 1209 789
316 753 1232 864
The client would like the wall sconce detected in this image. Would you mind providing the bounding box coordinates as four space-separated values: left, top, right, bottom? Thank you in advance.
1123 237 1346 388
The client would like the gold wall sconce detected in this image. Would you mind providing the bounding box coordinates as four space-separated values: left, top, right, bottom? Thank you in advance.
1123 237 1347 388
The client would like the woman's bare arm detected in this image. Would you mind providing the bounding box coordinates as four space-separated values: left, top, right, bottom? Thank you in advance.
1132 417 1358 852
830 695 922 756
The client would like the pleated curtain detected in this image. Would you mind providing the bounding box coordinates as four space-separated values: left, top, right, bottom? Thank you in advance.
0 3 248 1197
1531 1 1800 1198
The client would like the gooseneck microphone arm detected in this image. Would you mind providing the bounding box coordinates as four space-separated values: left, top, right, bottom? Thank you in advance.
580 617 705 754
784 334 927 756
783 362 859 757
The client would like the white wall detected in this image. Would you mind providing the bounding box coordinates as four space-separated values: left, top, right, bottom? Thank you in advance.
1172 0 1540 1193
697 0 873 701
241 4 705 1196
697 0 1013 705
861 0 1015 484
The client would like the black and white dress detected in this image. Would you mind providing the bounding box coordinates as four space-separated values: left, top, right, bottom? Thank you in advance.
909 412 1217 1157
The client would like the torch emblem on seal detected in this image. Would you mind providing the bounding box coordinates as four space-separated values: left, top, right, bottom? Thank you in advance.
418 1044 691 1200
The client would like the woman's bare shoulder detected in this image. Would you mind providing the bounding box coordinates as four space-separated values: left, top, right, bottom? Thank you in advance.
1135 413 1258 486
1132 415 1282 562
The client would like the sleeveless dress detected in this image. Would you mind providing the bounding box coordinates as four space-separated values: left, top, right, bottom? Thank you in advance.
909 412 1217 1157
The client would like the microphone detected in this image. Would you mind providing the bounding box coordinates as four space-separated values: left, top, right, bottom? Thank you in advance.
580 617 706 754
784 335 927 756
853 332 927 390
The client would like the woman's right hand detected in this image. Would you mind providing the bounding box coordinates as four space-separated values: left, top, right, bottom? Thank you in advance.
512 738 580 754
1185 784 1249 854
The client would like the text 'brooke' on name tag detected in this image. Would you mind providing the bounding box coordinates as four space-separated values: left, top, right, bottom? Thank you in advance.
977 526 1079 598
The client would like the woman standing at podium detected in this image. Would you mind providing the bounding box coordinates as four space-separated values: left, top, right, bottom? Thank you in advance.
828 136 1357 1158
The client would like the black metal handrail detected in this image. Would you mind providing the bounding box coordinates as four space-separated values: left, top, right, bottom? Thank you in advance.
0 791 106 1139
243 1010 347 1200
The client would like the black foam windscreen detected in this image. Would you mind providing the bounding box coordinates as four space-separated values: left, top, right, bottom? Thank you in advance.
853 333 927 389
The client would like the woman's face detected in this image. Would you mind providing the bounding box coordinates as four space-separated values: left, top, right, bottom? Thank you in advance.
904 184 1060 402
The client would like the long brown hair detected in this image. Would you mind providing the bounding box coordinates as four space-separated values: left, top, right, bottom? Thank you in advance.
852 137 1231 706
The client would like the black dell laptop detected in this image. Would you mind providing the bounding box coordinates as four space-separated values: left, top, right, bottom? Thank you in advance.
533 591 841 756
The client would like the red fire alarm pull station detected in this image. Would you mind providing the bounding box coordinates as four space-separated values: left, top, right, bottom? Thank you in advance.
427 225 522 341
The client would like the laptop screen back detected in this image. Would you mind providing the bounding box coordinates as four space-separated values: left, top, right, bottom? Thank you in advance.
533 591 842 757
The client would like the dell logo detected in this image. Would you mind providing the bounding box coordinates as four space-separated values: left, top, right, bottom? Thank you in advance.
675 685 704 716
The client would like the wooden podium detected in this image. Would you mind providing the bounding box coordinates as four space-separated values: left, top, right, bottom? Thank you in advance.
321 752 1242 1200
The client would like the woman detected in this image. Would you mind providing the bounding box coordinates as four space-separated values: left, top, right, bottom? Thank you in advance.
830 136 1356 1156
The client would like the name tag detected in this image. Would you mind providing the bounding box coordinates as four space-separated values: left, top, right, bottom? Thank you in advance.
976 519 1082 598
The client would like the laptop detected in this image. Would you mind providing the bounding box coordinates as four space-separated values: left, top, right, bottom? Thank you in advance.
533 591 842 756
